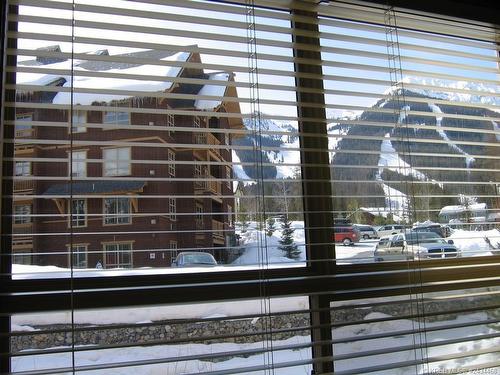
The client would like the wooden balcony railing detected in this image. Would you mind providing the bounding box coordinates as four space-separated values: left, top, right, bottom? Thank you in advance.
12 223 34 250
15 128 37 139
212 219 225 241
207 180 222 195
194 176 222 195
13 179 34 192
194 133 221 159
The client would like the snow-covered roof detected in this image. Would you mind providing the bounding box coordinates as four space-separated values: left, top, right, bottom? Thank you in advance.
439 203 487 215
17 47 235 110
359 207 390 217
52 52 190 105
194 72 230 110
16 60 72 86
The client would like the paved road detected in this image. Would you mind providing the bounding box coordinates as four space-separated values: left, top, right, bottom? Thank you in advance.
335 239 378 264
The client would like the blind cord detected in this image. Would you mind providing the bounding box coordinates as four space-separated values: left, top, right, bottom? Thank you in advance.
70 0 76 373
246 1 275 373
384 6 431 374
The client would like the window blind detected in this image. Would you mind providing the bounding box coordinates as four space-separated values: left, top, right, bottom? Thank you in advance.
1 0 499 374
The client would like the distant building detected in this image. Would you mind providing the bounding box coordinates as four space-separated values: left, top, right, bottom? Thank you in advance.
439 203 488 224
13 46 243 268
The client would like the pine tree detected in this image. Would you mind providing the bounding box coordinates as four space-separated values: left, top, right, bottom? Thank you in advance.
266 217 276 237
278 215 301 260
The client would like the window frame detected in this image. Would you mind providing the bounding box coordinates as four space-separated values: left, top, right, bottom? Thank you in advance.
70 149 87 178
70 109 87 133
13 204 31 225
2 2 500 375
103 241 134 269
69 198 87 228
167 113 174 135
14 160 30 176
195 202 203 229
102 147 131 177
103 110 130 126
167 149 175 177
168 197 177 221
103 197 132 226
68 243 89 269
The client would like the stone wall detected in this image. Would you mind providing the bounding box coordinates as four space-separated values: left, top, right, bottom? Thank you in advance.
11 295 496 353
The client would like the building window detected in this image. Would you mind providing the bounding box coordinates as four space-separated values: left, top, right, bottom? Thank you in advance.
226 166 232 188
103 111 130 125
15 113 33 137
169 240 178 264
15 161 31 176
228 205 233 227
168 198 176 221
167 113 174 134
104 198 131 225
168 149 175 177
70 150 87 177
14 204 31 224
71 110 86 133
104 242 132 269
70 244 88 268
194 164 202 177
70 199 87 228
196 203 203 229
103 147 131 176
193 116 201 128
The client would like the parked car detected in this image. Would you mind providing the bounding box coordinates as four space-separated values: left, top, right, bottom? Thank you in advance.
412 223 451 238
375 224 405 238
171 252 218 267
333 226 360 246
374 231 458 261
353 224 379 239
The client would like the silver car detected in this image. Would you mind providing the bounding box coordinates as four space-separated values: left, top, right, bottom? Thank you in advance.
374 232 458 262
353 224 379 239
171 252 218 267
375 224 405 238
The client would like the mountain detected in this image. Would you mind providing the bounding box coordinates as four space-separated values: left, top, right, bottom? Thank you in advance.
232 117 298 181
331 87 499 221
231 86 498 222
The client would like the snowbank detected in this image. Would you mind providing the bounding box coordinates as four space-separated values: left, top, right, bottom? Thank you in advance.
450 228 499 257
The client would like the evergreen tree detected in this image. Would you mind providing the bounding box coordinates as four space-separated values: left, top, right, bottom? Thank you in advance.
237 204 250 233
266 217 276 237
278 215 301 260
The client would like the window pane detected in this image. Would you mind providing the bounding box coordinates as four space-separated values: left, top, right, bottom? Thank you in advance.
7 0 305 276
320 15 500 264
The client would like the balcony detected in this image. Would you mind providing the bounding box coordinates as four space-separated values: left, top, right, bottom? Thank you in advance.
12 223 33 250
212 219 225 243
13 179 34 192
194 176 222 198
194 133 221 159
15 128 37 139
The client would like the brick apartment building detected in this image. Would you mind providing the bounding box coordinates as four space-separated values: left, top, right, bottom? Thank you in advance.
12 46 243 269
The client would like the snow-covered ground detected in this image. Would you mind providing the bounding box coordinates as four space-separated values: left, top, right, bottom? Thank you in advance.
11 227 499 280
11 312 499 374
9 225 500 374
450 228 500 257
428 103 475 168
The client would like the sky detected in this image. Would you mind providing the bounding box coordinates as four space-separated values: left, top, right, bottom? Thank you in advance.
15 0 499 122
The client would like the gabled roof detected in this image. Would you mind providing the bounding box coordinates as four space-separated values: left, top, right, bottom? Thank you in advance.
17 46 243 114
